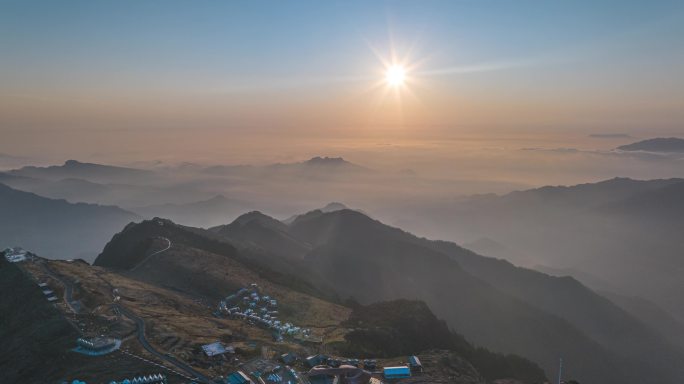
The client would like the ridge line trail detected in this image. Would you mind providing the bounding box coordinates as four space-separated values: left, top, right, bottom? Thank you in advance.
132 237 171 272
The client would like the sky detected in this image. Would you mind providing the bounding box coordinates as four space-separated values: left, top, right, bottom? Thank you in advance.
1 0 684 174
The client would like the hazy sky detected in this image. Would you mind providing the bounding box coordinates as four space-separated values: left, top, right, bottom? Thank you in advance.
1 0 683 168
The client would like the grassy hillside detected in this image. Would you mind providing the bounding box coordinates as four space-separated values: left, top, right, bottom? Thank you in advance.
0 256 79 382
0 256 159 383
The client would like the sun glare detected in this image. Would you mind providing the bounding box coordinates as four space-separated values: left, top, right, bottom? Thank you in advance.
385 65 406 87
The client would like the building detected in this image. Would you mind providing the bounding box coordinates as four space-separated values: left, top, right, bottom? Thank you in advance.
107 374 167 384
73 337 121 356
226 371 254 384
345 359 360 367
408 355 423 372
305 354 329 368
201 341 234 357
4 247 28 263
362 359 377 370
280 352 297 365
383 366 411 380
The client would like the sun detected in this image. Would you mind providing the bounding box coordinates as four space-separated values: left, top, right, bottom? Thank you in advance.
385 65 406 87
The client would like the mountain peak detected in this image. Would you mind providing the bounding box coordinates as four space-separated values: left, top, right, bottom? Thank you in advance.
304 156 349 165
321 202 348 212
206 194 229 203
63 159 83 167
231 211 280 227
617 137 684 153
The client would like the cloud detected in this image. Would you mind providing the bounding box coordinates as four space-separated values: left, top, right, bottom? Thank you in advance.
520 147 580 153
520 147 684 162
588 133 633 139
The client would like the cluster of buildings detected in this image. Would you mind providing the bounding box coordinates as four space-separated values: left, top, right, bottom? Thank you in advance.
216 283 311 340
264 371 285 383
301 354 375 371
64 376 167 384
38 282 59 302
72 336 121 356
4 246 28 263
107 374 167 384
299 354 421 381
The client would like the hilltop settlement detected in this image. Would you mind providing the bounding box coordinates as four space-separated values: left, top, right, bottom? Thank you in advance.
2 215 550 384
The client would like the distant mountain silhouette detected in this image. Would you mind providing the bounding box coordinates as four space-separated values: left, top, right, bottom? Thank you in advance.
320 201 348 212
268 156 369 174
447 177 684 323
0 165 209 208
617 137 684 152
133 195 252 228
0 183 139 260
8 160 154 183
14 177 109 203
601 179 684 219
303 156 363 168
200 157 369 178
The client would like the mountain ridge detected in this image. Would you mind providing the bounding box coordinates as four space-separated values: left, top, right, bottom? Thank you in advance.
617 137 684 153
0 183 139 260
94 210 681 383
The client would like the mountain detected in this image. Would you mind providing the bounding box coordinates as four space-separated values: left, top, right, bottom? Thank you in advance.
133 195 252 228
282 202 350 225
491 177 682 209
320 202 348 212
599 291 684 348
287 209 683 383
92 218 545 383
16 177 110 203
433 177 684 324
7 160 155 184
92 208 684 383
210 211 311 263
462 237 526 261
601 179 684 219
273 156 366 171
264 157 370 180
303 156 365 169
94 217 330 301
617 137 684 152
203 209 684 383
425 239 684 382
201 157 369 179
0 183 139 260
0 170 212 208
